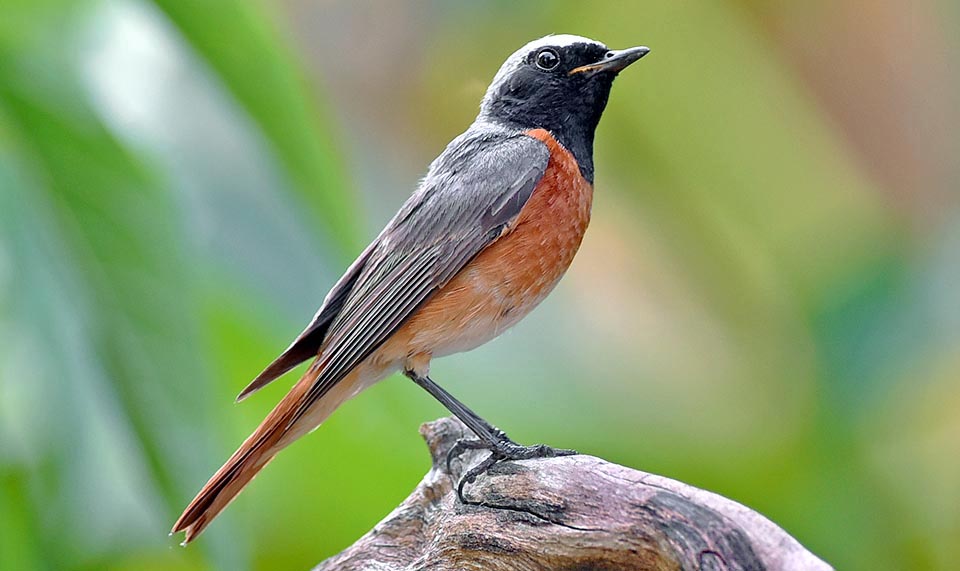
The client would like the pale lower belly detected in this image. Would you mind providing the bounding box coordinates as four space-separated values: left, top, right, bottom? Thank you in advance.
424 292 540 358
384 261 567 363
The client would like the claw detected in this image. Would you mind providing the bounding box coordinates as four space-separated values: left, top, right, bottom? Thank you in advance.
445 438 489 474
447 437 578 503
457 452 499 502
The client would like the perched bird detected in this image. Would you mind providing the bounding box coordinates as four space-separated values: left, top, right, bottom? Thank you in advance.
172 34 648 544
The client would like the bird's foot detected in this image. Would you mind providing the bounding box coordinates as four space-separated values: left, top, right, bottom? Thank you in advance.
445 432 577 502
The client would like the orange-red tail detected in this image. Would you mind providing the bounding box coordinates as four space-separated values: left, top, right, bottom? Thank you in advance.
172 360 360 544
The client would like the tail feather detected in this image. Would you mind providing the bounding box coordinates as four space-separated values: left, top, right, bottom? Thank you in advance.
171 432 280 543
173 360 359 544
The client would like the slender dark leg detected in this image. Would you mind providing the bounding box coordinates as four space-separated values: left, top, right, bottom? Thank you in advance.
404 370 576 499
405 371 503 447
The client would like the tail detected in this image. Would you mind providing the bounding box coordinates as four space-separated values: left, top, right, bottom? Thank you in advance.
171 361 361 544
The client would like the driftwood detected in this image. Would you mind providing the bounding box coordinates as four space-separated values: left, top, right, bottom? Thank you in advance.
314 417 832 570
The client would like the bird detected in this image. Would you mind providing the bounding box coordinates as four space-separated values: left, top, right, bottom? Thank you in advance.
172 34 649 544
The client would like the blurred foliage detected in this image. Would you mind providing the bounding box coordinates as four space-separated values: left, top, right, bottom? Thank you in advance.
0 1 958 570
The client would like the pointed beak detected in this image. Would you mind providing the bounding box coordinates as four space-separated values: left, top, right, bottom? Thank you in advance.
569 46 651 76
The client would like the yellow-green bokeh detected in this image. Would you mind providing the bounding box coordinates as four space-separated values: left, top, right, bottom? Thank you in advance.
1 1 958 570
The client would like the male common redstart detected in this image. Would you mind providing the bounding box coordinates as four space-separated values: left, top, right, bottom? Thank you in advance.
172 34 649 543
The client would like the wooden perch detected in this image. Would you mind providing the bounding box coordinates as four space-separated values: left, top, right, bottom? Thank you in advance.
314 417 832 570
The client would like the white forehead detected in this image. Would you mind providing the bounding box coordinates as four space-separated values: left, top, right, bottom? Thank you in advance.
489 34 606 85
521 34 604 52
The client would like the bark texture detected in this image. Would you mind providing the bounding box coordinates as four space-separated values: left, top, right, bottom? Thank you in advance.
314 417 832 571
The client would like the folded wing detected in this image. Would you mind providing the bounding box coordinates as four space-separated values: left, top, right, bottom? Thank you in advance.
289 129 550 424
238 128 549 418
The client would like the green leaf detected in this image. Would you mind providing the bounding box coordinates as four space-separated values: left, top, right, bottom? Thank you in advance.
150 0 360 256
0 6 245 568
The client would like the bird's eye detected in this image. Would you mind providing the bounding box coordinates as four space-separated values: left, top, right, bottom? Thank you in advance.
535 48 560 70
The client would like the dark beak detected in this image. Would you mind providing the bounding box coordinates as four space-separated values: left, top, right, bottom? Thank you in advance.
569 46 651 75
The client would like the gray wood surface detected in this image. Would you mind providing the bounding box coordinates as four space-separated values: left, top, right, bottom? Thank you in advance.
314 417 832 570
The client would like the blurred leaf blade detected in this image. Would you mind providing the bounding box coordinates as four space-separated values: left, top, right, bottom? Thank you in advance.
150 0 360 256
0 5 245 568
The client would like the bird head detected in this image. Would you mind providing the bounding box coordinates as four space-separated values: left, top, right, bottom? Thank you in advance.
479 34 649 137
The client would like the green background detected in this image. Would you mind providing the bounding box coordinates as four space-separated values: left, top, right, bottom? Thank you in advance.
1 1 958 569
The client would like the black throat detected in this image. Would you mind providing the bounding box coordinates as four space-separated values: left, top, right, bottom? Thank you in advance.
479 75 614 184
546 117 599 185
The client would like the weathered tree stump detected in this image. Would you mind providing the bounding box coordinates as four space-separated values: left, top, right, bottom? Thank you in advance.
314 417 831 570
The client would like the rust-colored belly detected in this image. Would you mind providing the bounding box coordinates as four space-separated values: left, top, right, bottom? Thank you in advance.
380 129 593 363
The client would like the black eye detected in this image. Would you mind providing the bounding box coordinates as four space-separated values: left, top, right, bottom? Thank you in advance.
535 48 560 70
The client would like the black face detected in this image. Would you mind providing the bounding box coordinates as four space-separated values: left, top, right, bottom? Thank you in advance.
479 36 648 183
482 41 612 133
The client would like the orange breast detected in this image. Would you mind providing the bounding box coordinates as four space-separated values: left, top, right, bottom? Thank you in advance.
375 128 593 367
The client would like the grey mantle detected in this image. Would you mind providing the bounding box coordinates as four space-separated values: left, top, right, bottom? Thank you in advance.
313 417 832 571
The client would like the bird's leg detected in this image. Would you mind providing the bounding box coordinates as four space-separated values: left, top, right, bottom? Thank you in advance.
404 370 577 499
